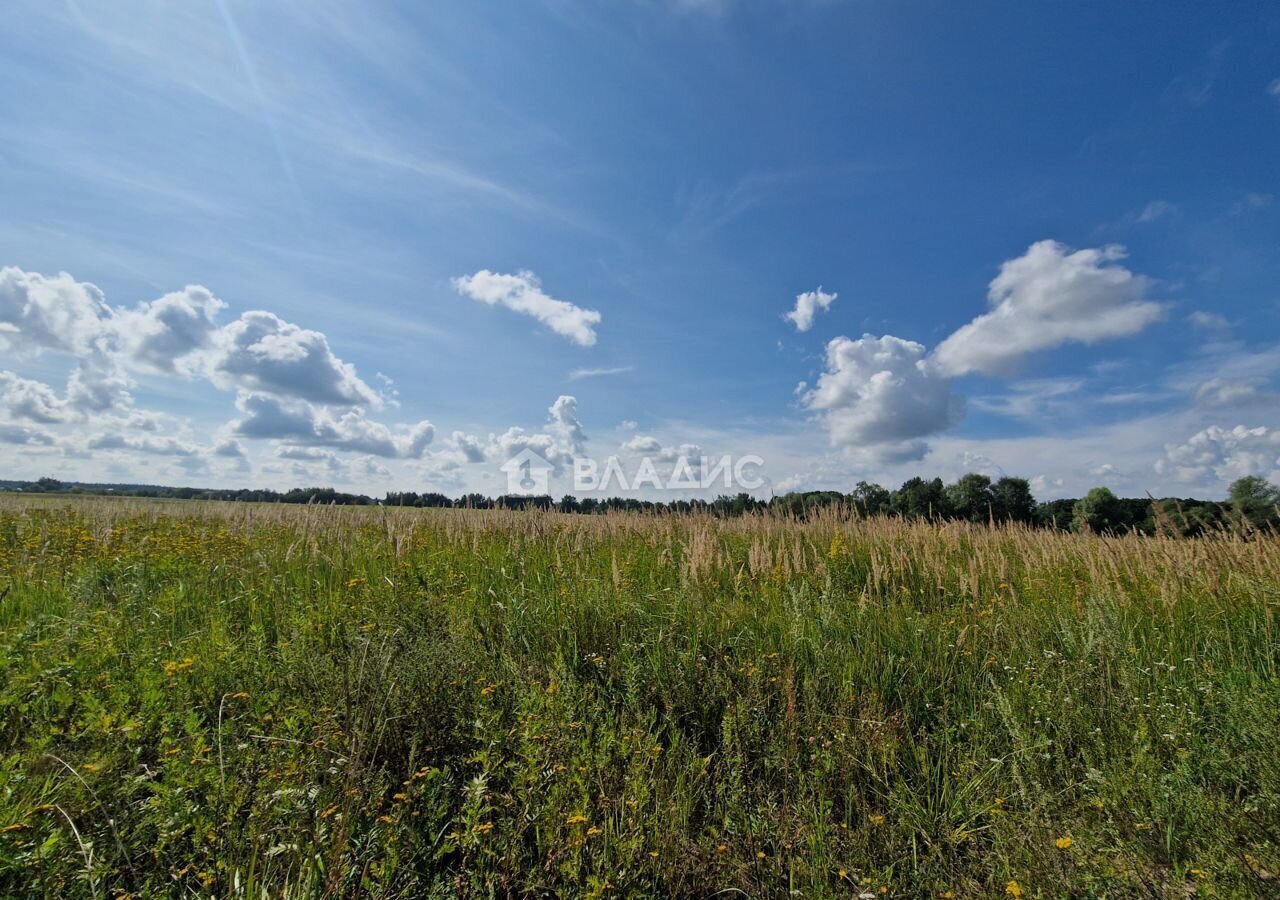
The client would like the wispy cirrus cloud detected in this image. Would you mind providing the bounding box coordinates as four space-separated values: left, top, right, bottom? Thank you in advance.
568 365 633 380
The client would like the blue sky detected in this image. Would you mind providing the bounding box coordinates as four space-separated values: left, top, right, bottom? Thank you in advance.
1 0 1278 499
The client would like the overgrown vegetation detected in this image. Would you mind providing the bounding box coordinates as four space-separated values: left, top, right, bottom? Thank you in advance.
1 496 1277 897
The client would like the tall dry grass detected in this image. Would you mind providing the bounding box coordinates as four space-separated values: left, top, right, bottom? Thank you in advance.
0 495 1277 897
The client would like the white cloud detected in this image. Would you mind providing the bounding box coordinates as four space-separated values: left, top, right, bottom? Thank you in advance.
933 241 1164 377
483 395 591 477
784 287 836 332
86 433 202 457
66 358 132 414
453 270 601 346
548 394 587 457
275 445 335 461
208 311 381 407
970 378 1084 420
0 266 387 425
1187 310 1231 333
451 431 488 463
0 266 113 356
803 334 962 462
352 455 393 480
1194 377 1274 407
213 438 247 458
1269 78 1280 97
1156 425 1280 484
0 372 72 423
117 286 225 373
1230 192 1274 216
0 422 56 446
568 365 632 380
622 435 663 453
230 393 433 459
1135 200 1177 223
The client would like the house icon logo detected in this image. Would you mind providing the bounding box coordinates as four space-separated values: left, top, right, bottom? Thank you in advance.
499 449 554 495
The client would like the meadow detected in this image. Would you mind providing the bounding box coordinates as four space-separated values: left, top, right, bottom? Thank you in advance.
0 495 1277 899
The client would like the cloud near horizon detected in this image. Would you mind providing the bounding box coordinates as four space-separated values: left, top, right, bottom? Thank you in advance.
805 240 1166 460
0 265 434 475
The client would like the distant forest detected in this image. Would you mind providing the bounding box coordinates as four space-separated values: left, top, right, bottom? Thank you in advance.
7 473 1279 537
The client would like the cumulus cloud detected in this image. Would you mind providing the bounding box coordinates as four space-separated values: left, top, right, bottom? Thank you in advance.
0 265 440 481
622 434 662 453
0 265 382 414
451 431 488 463
117 286 225 373
785 287 836 332
86 433 202 457
803 334 962 462
230 393 433 459
933 241 1165 377
0 372 72 423
453 270 601 346
66 358 132 414
619 433 704 465
275 445 334 461
1156 425 1280 484
798 241 1168 458
208 311 381 406
548 395 587 457
482 395 590 477
0 266 113 356
0 422 56 446
213 438 247 458
352 455 393 480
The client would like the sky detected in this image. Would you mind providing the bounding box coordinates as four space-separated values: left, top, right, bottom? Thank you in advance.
1 0 1278 501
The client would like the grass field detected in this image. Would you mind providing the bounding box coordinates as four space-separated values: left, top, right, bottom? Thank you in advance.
0 495 1277 898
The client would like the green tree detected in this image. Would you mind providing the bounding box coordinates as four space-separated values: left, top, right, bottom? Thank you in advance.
891 477 950 520
991 476 1036 523
946 473 994 522
1228 476 1280 530
849 481 891 517
1073 486 1122 534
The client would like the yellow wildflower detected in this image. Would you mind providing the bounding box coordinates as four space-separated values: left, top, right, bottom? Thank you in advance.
566 814 589 825
1005 881 1023 898
869 813 886 826
1055 836 1072 850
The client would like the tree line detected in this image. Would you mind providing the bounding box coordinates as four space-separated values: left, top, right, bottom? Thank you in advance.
13 472 1275 536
